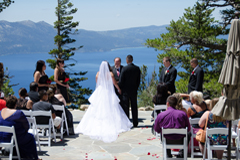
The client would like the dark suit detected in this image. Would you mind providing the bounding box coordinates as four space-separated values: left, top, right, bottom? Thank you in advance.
159 65 177 94
188 66 204 93
111 65 124 106
119 63 141 127
111 65 123 82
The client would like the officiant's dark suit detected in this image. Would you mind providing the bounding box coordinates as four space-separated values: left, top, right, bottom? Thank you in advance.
111 58 123 83
159 58 177 94
188 58 204 94
111 57 124 105
119 55 140 127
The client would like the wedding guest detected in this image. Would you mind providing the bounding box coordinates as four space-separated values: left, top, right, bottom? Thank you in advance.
154 96 191 158
151 83 170 118
34 60 50 91
16 88 33 110
187 91 208 127
209 98 219 111
0 91 6 111
159 57 177 94
54 59 70 103
0 95 40 160
47 86 74 134
172 93 187 114
119 55 141 127
32 90 62 129
180 93 192 106
28 82 40 103
49 84 66 106
198 111 227 159
188 58 204 93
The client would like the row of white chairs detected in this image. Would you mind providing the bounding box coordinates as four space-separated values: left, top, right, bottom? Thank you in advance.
154 104 240 159
22 105 69 141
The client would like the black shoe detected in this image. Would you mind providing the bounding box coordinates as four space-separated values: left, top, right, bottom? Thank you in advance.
176 154 183 158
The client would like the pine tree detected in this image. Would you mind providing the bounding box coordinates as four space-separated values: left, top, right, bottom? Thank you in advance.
0 0 14 13
47 0 92 105
146 2 227 98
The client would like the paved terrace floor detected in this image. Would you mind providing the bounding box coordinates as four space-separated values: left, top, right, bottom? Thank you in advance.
35 110 234 160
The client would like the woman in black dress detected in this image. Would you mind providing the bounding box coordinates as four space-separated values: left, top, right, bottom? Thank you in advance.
34 60 50 91
54 59 69 103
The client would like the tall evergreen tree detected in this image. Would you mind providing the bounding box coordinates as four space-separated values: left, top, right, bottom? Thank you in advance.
47 0 92 105
146 2 227 97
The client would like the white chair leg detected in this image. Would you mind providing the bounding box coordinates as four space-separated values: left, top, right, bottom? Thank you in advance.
191 136 194 158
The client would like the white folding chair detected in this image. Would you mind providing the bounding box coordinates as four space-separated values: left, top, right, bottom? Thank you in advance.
162 127 188 160
52 105 69 139
154 104 166 137
32 110 56 147
232 120 238 143
21 110 32 117
237 128 240 160
189 117 202 158
26 117 41 151
0 126 21 160
203 128 228 160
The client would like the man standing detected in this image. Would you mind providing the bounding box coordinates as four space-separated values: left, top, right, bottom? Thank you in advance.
119 55 141 127
159 57 177 94
154 96 191 158
112 57 124 107
111 57 123 83
188 58 204 94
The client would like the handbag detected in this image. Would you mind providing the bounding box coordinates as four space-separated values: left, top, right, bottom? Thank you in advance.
195 112 209 143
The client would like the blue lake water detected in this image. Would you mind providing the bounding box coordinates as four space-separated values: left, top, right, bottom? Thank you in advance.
1 47 182 97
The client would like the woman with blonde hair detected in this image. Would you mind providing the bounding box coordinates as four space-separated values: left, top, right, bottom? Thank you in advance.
187 91 208 119
172 93 187 114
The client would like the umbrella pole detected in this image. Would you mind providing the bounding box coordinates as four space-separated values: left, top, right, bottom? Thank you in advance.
227 120 232 160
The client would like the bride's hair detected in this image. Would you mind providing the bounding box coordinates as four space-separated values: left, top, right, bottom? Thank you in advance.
106 61 112 72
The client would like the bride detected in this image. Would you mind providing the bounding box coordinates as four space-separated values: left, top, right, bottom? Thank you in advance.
75 61 133 143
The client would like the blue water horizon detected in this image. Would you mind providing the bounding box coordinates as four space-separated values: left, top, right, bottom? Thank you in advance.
1 47 182 98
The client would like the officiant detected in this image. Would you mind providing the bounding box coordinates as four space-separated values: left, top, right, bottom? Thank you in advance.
111 57 123 105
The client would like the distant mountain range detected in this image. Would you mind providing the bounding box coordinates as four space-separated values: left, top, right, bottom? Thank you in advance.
0 20 169 54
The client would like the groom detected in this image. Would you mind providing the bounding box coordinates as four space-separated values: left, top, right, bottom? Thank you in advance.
119 55 141 127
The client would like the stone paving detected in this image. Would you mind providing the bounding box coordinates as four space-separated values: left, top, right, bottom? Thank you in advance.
35 110 233 160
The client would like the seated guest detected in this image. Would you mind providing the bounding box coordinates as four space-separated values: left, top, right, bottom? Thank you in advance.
198 111 227 159
0 95 40 160
187 91 208 121
154 96 191 158
16 88 33 110
47 87 74 134
209 98 219 111
49 84 66 106
173 93 187 114
151 83 170 117
32 90 62 129
0 91 6 111
28 82 40 103
181 93 192 106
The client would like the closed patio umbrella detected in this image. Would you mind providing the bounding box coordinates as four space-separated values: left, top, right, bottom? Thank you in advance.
211 19 240 160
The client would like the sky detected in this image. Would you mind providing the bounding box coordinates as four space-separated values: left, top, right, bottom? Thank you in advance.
0 0 222 31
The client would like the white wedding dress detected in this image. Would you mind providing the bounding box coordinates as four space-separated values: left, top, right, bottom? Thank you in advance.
75 61 133 143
